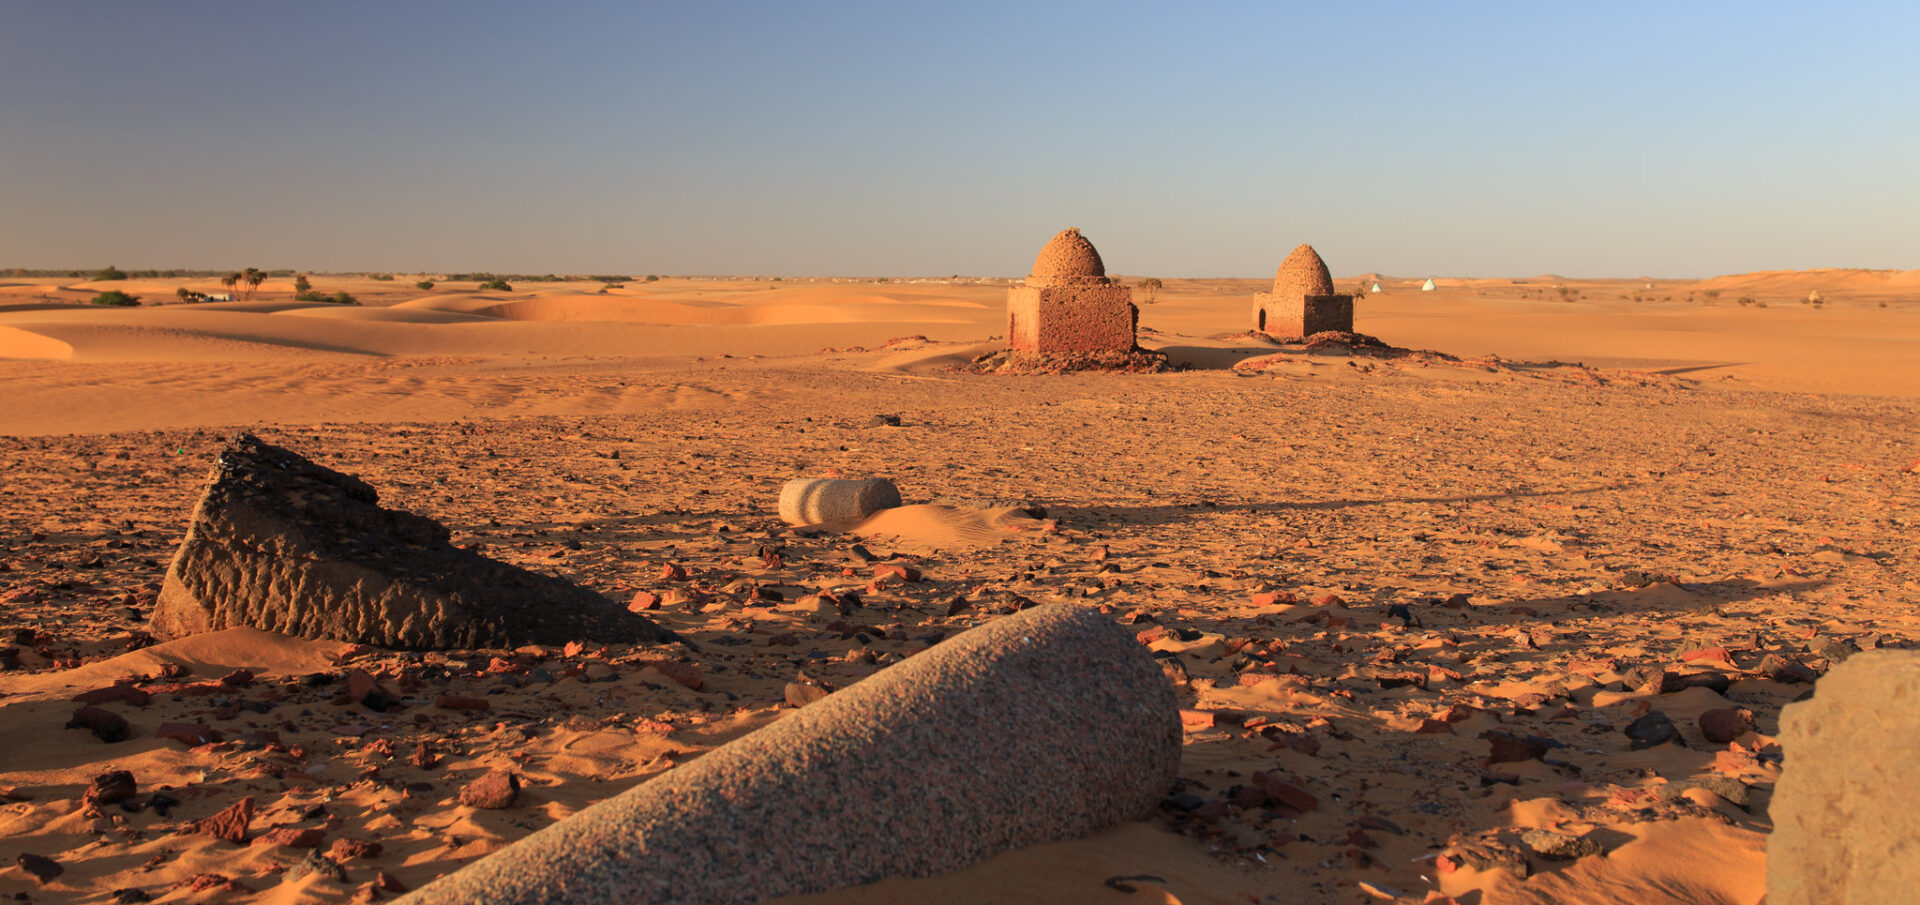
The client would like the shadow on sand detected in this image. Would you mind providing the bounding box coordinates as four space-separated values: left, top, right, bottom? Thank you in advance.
1053 482 1640 529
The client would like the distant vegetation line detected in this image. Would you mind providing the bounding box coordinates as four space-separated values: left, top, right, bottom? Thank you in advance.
3 267 661 283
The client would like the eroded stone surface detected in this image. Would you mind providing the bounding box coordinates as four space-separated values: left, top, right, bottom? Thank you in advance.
1771 651 1920 905
151 433 677 650
395 603 1180 905
1027 227 1107 287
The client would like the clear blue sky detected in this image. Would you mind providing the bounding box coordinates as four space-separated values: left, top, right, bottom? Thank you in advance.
3 2 1914 277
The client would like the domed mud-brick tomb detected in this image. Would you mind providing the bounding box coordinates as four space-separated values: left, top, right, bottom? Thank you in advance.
1006 228 1137 354
1253 244 1355 340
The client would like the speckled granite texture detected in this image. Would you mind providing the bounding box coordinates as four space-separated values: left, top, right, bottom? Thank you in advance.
1254 244 1352 339
776 477 902 527
395 603 1181 905
151 433 677 650
1008 228 1136 354
1770 651 1920 905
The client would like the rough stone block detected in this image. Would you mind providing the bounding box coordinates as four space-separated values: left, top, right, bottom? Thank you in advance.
1006 284 1137 354
395 603 1180 905
1770 651 1920 904
1254 292 1354 340
152 433 677 650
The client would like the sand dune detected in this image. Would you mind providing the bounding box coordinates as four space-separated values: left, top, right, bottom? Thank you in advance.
1694 267 1920 300
0 325 74 360
852 503 1051 553
0 267 1915 904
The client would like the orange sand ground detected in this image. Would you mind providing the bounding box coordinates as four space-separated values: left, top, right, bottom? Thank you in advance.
2 270 1917 904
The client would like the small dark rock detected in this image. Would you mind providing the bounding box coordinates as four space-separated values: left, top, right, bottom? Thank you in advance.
1678 671 1732 694
328 838 384 861
147 792 180 817
1760 654 1819 684
1520 828 1603 860
283 850 349 884
1624 711 1682 749
1686 776 1752 809
458 769 519 809
84 770 138 808
345 668 399 711
1699 707 1756 744
1481 730 1555 764
1164 792 1207 812
1623 666 1684 695
67 705 131 743
1809 636 1858 665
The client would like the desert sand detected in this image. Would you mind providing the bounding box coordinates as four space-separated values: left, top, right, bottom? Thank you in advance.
2 269 1917 904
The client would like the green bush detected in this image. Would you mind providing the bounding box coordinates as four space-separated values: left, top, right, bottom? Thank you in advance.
588 275 632 284
645 274 660 282
477 278 512 292
91 290 140 306
415 280 435 290
368 273 394 281
293 275 312 293
93 265 127 282
294 290 359 305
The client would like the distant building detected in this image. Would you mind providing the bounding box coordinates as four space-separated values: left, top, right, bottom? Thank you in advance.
1252 244 1354 340
208 293 233 302
1370 282 1382 293
1421 278 1436 292
1005 228 1136 354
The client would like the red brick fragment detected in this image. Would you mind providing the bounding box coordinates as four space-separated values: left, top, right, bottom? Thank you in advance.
256 827 326 848
157 722 218 746
631 659 702 691
458 770 519 809
192 797 256 844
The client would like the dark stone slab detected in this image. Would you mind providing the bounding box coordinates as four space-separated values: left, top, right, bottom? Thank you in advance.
151 433 677 650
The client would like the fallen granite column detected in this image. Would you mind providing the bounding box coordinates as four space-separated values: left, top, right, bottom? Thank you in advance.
776 477 902 527
397 603 1181 905
1770 651 1920 905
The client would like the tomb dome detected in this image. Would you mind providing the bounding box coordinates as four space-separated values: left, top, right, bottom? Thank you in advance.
1029 228 1108 287
1273 244 1334 298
